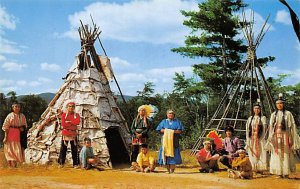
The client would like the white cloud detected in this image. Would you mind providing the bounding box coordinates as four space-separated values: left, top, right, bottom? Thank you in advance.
0 54 6 61
64 0 198 45
0 5 22 63
0 5 17 31
0 37 22 55
38 77 52 83
110 57 133 68
112 65 193 95
1 61 27 71
40 62 61 72
0 79 14 87
263 66 300 85
28 81 41 87
117 73 147 82
275 10 291 25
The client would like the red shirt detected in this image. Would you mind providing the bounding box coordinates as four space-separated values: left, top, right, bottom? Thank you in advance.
196 148 212 162
61 112 80 137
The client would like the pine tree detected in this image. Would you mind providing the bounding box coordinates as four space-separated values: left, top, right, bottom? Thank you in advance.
172 0 247 96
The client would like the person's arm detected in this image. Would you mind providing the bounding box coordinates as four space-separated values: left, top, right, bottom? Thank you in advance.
156 120 165 133
70 113 80 125
288 112 300 150
61 112 67 127
136 153 144 171
3 130 8 143
131 118 137 134
2 114 11 143
80 148 87 168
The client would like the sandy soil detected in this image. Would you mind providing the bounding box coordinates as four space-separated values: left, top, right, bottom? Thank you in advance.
1 164 300 189
1 150 299 189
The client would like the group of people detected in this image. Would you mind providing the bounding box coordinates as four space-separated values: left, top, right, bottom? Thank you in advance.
2 101 97 170
130 107 184 173
196 96 300 179
2 95 300 179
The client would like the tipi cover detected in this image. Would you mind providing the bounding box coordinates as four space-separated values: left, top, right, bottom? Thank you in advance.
25 22 131 168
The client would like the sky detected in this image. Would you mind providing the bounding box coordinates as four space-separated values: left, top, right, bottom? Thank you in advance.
0 0 299 96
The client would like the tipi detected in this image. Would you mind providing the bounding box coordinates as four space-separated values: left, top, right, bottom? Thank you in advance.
191 12 275 154
25 21 131 167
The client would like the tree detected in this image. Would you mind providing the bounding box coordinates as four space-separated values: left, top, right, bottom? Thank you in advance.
172 0 248 96
137 82 155 98
19 94 47 129
0 93 8 148
7 91 18 106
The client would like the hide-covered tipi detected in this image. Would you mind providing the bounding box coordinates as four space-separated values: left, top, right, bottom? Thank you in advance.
25 21 131 168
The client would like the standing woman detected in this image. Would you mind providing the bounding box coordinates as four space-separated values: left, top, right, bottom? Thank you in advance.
58 101 80 168
130 106 149 164
2 103 27 167
265 94 300 178
156 109 184 173
245 103 268 173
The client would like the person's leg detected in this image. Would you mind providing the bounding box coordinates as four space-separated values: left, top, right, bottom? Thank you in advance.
166 164 170 173
199 161 210 172
130 145 140 163
131 162 140 171
169 164 175 173
58 140 68 166
70 140 78 166
208 159 219 171
220 156 232 168
240 171 253 179
149 162 156 172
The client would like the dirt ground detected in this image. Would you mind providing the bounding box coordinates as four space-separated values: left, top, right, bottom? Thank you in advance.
1 150 300 189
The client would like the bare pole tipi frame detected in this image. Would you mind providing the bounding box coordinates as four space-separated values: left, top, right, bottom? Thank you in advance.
191 11 275 154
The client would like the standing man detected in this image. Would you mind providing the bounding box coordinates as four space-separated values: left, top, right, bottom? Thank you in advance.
2 103 27 168
265 94 300 178
58 101 80 168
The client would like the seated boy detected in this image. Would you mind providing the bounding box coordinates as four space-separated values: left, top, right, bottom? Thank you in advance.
132 144 156 173
228 149 253 179
196 140 220 173
79 137 97 170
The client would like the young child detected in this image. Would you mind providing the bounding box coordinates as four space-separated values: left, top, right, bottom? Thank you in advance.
228 149 253 179
79 137 97 170
132 144 156 173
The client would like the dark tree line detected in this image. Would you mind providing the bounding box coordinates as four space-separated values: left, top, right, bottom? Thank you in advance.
0 92 47 148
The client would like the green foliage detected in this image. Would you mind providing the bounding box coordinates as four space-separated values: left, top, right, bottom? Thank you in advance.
172 0 249 96
19 94 48 129
267 74 300 127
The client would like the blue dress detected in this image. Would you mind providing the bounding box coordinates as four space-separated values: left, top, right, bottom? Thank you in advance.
156 118 184 165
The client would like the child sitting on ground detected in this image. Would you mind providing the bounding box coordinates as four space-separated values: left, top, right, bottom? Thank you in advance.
79 137 97 170
228 149 253 179
132 144 156 173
